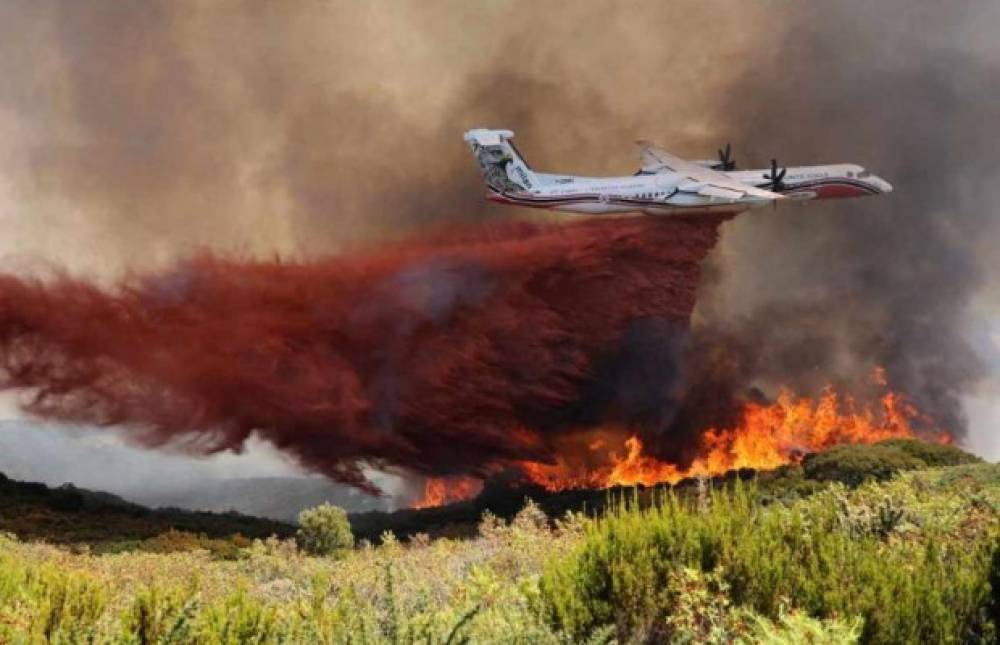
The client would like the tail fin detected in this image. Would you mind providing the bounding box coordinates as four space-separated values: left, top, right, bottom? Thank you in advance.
463 128 539 193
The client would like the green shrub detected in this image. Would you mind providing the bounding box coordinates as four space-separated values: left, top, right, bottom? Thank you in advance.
801 440 981 489
0 550 109 642
141 528 204 554
877 439 982 467
296 503 354 557
989 539 1000 635
755 464 826 503
538 482 996 644
120 585 200 643
656 567 750 643
137 529 247 560
802 443 927 487
746 610 863 644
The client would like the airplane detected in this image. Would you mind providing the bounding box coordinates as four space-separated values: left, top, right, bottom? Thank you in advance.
463 128 892 217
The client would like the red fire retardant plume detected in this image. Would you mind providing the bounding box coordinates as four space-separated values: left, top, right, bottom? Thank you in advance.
0 216 726 492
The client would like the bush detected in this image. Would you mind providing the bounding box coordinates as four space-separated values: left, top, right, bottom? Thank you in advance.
538 482 996 643
802 443 927 487
296 503 354 556
801 440 981 489
877 439 981 467
141 529 204 554
136 529 247 560
990 539 1000 635
0 550 109 641
746 610 863 644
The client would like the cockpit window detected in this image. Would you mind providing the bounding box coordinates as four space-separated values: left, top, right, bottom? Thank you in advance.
857 169 872 178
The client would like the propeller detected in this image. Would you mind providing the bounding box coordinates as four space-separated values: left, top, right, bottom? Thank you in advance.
763 158 787 191
715 143 736 171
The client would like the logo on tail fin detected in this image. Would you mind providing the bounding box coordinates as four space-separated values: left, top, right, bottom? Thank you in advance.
464 129 535 193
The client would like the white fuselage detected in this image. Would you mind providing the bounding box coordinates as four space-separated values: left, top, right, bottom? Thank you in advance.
488 164 892 216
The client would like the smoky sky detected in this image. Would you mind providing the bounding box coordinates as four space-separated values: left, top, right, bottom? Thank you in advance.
690 3 1000 435
0 0 997 454
0 2 772 271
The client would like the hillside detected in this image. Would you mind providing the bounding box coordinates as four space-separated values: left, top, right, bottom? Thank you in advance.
130 476 390 523
0 421 391 521
0 441 996 643
0 471 294 545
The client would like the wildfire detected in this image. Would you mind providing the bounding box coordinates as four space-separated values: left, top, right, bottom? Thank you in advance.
525 380 947 492
412 475 484 509
410 372 949 507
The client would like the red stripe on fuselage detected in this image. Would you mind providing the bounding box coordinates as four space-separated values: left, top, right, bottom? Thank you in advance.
778 178 881 198
809 182 877 198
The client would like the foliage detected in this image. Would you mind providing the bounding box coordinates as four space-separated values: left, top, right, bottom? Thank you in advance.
878 438 983 467
0 448 995 643
990 538 1000 633
0 504 576 643
801 439 981 489
538 466 999 644
745 610 863 644
139 529 250 560
296 503 355 556
803 442 932 486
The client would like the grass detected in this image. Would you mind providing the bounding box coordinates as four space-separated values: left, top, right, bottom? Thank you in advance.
0 447 996 643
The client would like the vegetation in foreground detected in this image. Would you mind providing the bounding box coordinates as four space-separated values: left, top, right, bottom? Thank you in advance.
0 441 996 643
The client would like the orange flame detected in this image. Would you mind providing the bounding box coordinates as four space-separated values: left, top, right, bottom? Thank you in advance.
410 372 950 507
523 376 949 491
412 475 484 509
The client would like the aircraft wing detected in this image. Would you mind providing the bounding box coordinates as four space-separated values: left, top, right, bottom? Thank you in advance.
636 140 784 201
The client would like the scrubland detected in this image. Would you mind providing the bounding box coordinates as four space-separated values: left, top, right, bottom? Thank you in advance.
0 442 997 643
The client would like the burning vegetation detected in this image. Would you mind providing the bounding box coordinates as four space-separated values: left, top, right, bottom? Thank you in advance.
522 369 947 490
414 369 948 507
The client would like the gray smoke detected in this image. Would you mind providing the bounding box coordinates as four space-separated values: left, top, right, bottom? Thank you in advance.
689 2 1000 437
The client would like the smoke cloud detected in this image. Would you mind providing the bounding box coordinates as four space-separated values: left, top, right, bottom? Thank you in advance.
690 3 1000 437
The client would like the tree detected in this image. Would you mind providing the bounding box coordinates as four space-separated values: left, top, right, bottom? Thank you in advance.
296 503 354 556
